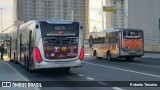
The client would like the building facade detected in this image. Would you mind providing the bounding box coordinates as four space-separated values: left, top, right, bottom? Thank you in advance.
13 0 89 39
105 0 126 28
105 0 160 52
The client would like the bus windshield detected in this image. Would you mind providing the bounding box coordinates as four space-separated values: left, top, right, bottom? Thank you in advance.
40 21 79 37
123 30 142 38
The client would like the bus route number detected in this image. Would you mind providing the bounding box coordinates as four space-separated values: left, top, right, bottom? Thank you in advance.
55 26 66 30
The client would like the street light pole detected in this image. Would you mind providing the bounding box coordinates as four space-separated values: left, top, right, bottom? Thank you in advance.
102 0 104 31
0 8 4 33
0 8 4 44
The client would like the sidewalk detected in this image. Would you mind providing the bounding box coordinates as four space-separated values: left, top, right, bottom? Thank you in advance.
142 52 160 59
0 60 40 90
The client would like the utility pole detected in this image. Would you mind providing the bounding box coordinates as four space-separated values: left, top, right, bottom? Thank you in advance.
102 0 104 31
0 8 4 33
0 8 4 44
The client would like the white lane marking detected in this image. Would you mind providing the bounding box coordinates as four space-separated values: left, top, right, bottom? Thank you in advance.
77 74 85 77
86 62 160 78
86 77 95 80
129 63 160 68
112 87 124 90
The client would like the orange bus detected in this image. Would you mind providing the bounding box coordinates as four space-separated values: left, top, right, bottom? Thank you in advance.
89 28 144 61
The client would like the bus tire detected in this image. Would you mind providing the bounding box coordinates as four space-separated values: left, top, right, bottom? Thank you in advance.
93 50 96 56
125 57 134 61
94 51 101 59
107 51 112 61
24 55 27 70
26 56 35 73
26 55 29 71
14 52 18 64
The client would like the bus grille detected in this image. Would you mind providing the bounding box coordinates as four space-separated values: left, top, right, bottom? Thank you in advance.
43 37 78 45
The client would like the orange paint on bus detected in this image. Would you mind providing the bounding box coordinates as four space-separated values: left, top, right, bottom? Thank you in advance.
123 38 143 50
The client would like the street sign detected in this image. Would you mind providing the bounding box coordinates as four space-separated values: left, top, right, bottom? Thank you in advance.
103 6 117 12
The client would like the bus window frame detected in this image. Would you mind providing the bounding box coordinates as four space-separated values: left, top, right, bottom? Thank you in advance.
123 30 142 39
93 33 105 44
106 31 119 43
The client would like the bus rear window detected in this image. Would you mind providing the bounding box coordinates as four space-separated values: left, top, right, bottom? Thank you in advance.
40 21 79 37
123 30 142 38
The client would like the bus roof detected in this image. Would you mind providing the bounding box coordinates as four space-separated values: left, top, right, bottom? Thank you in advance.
18 19 80 30
44 19 78 24
36 19 79 24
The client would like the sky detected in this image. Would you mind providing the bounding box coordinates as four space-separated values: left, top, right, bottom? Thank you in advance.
0 0 104 33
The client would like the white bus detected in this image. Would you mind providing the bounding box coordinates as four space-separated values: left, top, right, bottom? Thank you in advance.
89 28 144 61
9 20 84 72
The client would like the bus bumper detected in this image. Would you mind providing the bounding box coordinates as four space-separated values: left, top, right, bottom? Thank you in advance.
33 59 84 69
120 50 144 57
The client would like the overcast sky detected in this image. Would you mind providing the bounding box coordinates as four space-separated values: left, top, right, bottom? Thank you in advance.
0 0 104 32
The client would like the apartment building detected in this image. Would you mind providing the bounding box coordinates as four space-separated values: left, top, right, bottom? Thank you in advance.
105 0 160 52
13 0 89 39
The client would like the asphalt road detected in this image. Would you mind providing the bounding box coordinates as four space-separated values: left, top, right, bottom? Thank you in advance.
7 56 160 90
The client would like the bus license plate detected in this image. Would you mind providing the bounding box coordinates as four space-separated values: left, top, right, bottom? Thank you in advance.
129 53 137 55
55 62 69 64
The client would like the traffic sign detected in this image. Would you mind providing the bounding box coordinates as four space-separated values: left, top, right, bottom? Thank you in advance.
103 6 117 12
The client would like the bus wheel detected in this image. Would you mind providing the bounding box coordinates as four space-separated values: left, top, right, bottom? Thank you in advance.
107 52 112 61
24 55 27 69
125 57 134 61
14 52 18 64
64 68 70 72
96 52 101 59
26 56 35 73
93 51 101 59
26 55 30 72
93 50 96 56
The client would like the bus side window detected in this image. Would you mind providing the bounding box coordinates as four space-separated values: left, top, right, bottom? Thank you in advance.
89 36 93 46
106 33 109 43
107 32 118 43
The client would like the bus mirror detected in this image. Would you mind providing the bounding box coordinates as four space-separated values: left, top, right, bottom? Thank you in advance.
80 26 83 30
36 25 39 29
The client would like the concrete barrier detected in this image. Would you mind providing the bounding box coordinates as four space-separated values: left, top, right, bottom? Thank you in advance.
144 44 160 52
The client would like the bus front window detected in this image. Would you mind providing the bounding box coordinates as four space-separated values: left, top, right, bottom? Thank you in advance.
123 30 142 38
